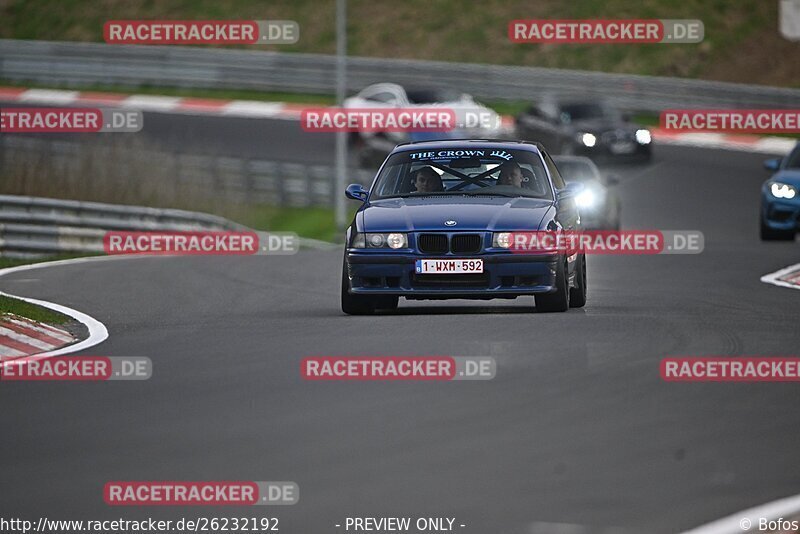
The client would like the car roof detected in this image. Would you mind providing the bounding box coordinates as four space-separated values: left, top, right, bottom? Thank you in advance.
391 139 545 154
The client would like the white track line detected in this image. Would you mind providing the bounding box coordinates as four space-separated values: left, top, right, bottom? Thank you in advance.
683 493 800 533
19 88 79 104
760 262 800 291
0 256 119 361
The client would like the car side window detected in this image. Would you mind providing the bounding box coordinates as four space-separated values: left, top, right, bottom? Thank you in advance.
365 91 398 105
542 152 566 189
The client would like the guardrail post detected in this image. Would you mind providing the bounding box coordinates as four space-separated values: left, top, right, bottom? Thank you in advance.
276 163 287 206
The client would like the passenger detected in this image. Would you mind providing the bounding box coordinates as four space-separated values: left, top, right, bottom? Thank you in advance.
497 161 523 188
520 167 534 188
414 166 445 193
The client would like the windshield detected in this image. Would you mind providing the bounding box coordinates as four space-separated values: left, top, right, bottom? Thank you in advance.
406 88 462 104
371 147 553 200
553 159 600 182
560 103 617 122
782 145 800 169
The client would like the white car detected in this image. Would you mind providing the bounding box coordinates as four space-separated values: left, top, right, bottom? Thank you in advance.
344 83 502 135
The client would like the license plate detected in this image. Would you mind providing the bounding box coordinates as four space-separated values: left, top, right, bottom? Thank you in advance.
415 259 484 274
610 141 636 154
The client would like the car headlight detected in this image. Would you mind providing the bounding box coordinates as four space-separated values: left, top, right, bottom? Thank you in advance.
578 132 597 147
386 233 407 249
493 232 513 249
352 232 408 249
770 182 797 199
576 189 597 208
635 129 652 145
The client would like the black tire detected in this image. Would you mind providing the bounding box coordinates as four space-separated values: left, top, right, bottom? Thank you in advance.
535 258 570 312
341 263 399 315
569 254 587 308
341 263 374 315
760 217 795 241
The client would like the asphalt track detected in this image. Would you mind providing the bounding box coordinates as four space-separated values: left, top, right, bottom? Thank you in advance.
1 126 800 532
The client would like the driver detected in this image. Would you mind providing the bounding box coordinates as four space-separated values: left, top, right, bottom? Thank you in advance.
497 161 523 188
414 166 445 193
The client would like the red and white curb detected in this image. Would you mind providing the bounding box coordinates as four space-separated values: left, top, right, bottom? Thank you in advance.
0 86 516 130
1 86 317 121
0 314 75 360
0 257 110 366
761 262 800 291
4 86 793 153
652 128 797 155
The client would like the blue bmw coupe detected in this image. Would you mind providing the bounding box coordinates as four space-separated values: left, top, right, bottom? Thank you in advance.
341 140 587 314
761 142 800 241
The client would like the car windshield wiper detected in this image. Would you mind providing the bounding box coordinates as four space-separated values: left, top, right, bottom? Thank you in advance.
385 193 452 199
460 191 522 198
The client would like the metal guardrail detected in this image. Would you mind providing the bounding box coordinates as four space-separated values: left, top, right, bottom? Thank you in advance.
0 135 375 210
0 194 247 258
2 39 800 111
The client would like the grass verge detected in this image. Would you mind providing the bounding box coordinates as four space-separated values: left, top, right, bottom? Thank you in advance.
0 296 71 325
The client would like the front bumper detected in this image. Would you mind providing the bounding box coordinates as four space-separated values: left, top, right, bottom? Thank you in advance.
345 250 560 299
762 196 800 231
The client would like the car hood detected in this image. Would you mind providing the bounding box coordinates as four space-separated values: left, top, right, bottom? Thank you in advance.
360 196 553 232
770 169 800 187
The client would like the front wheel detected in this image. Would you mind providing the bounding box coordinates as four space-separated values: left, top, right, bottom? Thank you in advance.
569 254 587 308
341 264 399 315
535 259 570 312
760 217 795 241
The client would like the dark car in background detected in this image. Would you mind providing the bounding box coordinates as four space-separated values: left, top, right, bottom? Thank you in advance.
515 98 652 161
553 155 622 230
761 142 800 241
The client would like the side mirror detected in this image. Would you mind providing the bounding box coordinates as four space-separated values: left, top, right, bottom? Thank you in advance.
606 174 620 186
345 183 368 201
764 158 782 171
558 182 584 200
